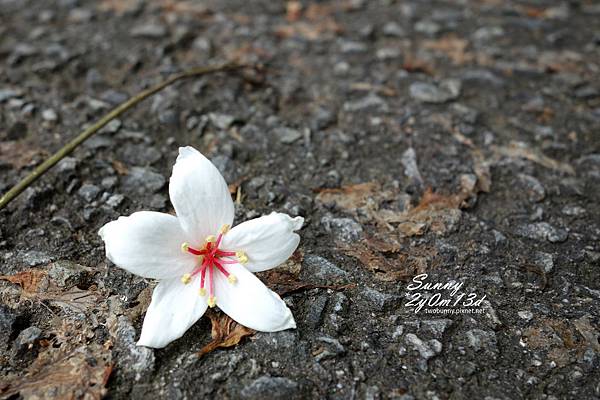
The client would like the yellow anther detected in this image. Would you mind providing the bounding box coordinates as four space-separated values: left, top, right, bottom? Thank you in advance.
207 296 216 308
220 224 231 234
205 235 216 243
236 251 248 264
199 288 206 297
228 274 237 284
181 274 191 284
181 242 189 253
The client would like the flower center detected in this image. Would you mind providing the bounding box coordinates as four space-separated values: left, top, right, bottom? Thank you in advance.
180 224 248 307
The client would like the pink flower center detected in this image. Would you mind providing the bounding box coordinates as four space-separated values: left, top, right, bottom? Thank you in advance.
180 225 247 307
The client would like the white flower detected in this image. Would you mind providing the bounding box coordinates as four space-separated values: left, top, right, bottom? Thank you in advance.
99 146 303 348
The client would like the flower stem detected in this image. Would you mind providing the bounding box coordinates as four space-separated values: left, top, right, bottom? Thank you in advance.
0 62 248 211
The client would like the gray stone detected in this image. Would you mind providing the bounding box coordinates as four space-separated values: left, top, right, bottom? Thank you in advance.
48 260 91 287
101 119 122 134
401 147 423 186
517 174 545 202
106 193 125 208
274 127 302 144
362 287 398 308
77 184 101 202
514 222 568 243
339 40 367 53
410 80 461 103
0 88 21 102
303 294 328 329
465 329 497 352
303 255 348 282
21 250 52 266
41 108 58 122
405 333 442 360
56 157 78 174
382 22 405 36
240 376 303 400
533 251 554 273
208 113 235 130
111 316 155 381
420 319 453 339
561 205 586 216
518 311 533 321
343 94 389 112
100 90 128 105
314 336 346 361
122 167 166 194
414 20 440 35
15 326 42 348
320 215 363 242
0 305 16 349
131 23 168 38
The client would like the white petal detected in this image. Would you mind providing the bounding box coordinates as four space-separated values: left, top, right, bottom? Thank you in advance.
214 265 295 332
169 146 234 245
137 274 208 348
98 211 194 279
221 212 303 273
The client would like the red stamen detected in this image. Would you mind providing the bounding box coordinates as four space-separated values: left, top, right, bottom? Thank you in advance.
218 259 238 265
200 266 206 291
213 259 230 277
187 246 207 256
209 263 214 298
216 250 236 257
215 232 224 249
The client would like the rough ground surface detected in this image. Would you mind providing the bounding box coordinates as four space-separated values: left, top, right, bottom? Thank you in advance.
1 0 599 399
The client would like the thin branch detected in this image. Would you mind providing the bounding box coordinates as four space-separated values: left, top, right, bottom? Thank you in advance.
0 62 246 211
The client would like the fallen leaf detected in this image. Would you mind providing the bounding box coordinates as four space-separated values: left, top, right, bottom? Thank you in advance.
0 269 49 294
341 240 435 282
493 141 575 175
573 315 600 353
111 159 129 176
0 345 111 400
286 1 303 21
0 141 47 170
197 312 255 358
423 35 472 65
315 182 382 213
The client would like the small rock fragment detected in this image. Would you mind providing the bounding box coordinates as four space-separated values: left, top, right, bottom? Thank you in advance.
410 80 461 103
517 174 545 202
77 184 101 202
274 127 302 144
240 376 303 400
405 333 442 360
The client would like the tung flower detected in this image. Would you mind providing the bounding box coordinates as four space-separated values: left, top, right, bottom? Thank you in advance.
99 146 303 348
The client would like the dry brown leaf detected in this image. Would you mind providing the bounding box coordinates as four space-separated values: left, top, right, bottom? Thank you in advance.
286 1 303 22
0 141 47 170
1 269 101 316
274 19 342 41
493 141 575 175
0 269 49 294
315 182 381 212
423 35 472 65
197 312 255 358
111 159 129 175
97 0 140 15
341 240 435 282
350 82 397 97
0 345 111 400
573 315 600 353
402 57 434 75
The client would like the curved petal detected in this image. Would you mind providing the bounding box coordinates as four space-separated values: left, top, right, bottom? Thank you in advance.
169 146 234 245
214 264 295 332
221 212 304 273
99 211 195 279
137 274 208 348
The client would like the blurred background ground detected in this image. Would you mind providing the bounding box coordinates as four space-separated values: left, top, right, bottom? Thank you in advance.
0 0 599 399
